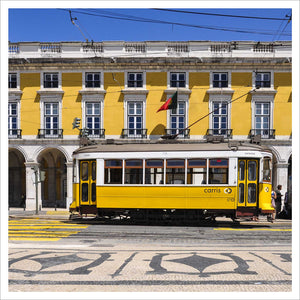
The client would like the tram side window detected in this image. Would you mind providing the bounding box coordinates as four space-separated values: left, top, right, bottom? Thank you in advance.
166 159 185 184
145 160 164 184
263 157 271 182
104 160 123 184
208 159 228 184
125 160 143 184
187 159 207 185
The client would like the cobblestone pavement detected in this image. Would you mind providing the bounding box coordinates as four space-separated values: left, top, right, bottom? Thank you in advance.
8 243 292 293
6 212 295 297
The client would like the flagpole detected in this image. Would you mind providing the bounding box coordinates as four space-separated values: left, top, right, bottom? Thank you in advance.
161 87 259 140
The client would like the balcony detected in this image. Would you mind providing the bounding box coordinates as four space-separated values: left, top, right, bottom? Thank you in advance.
206 129 233 139
121 129 147 139
79 128 105 139
38 129 63 139
249 129 275 139
8 129 22 139
164 129 190 139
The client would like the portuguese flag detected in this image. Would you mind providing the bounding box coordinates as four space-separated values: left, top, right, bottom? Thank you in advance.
157 91 178 112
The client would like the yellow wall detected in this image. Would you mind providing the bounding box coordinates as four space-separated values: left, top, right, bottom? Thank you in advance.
62 73 82 135
103 72 124 136
18 71 292 138
146 72 167 135
274 73 292 135
20 73 40 135
231 72 252 135
189 73 210 135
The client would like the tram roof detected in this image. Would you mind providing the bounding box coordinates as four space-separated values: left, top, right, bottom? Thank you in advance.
73 141 271 155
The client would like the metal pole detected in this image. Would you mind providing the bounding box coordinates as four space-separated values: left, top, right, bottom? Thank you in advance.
35 168 39 215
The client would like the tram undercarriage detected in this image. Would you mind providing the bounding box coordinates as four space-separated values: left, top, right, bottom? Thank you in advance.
71 206 267 224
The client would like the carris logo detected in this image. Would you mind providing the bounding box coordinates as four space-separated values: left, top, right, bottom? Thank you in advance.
224 188 232 194
204 188 221 193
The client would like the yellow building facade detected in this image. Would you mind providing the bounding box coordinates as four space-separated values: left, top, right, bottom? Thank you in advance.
8 41 292 211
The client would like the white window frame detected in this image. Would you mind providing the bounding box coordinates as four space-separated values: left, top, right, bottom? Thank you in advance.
40 94 63 134
123 94 147 138
127 101 144 137
251 94 274 137
169 101 187 137
211 101 229 135
168 72 188 89
8 73 18 89
82 71 104 90
9 85 22 137
44 102 59 133
125 71 146 89
40 71 62 90
166 92 189 136
8 102 19 137
208 94 232 135
252 71 274 89
84 101 103 137
210 71 231 89
81 94 104 130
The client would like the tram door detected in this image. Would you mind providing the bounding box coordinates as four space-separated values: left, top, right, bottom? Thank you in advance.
79 160 96 206
237 159 259 208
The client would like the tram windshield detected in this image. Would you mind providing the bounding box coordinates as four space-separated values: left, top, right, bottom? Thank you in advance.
262 157 272 182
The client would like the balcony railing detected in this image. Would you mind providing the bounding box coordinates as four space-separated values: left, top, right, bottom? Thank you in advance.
206 129 233 139
79 128 105 139
125 43 146 53
249 129 275 139
167 43 189 53
40 43 61 53
38 129 63 139
253 43 274 53
83 43 103 53
164 129 190 139
121 129 147 139
210 44 231 53
9 44 19 54
8 129 22 139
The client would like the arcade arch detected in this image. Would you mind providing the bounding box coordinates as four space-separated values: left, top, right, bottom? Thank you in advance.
37 148 67 208
9 148 26 208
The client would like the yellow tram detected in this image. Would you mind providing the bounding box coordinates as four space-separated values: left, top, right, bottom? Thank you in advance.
70 142 274 222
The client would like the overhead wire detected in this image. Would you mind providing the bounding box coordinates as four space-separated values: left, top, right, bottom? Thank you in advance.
60 9 291 38
152 8 291 21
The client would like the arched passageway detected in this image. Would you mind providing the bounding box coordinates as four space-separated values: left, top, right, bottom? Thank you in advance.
9 149 26 208
37 148 67 208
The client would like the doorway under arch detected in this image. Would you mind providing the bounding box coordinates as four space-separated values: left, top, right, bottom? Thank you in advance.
9 149 26 208
38 148 67 208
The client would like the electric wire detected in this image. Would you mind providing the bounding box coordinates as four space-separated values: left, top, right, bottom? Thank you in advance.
60 9 291 38
152 8 291 21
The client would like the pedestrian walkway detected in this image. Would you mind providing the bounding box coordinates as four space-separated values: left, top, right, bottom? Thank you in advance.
8 218 88 241
8 208 70 220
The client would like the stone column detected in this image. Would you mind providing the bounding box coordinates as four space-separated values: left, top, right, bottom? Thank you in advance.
24 162 41 211
65 162 73 209
275 162 289 210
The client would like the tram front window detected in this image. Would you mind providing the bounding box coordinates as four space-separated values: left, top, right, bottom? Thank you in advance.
263 157 271 182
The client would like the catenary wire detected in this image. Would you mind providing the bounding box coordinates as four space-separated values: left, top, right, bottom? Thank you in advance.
152 8 291 21
59 9 291 37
